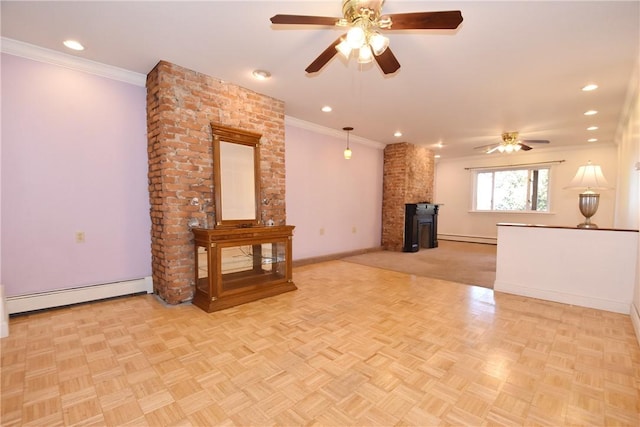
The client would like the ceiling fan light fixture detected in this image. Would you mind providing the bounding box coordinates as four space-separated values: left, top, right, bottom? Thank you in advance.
476 131 549 155
358 45 373 63
369 32 389 56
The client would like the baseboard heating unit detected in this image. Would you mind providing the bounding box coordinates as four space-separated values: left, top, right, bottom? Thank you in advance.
5 277 153 316
1 285 8 338
438 233 497 245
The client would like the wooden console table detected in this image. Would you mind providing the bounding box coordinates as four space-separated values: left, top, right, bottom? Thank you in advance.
192 226 296 313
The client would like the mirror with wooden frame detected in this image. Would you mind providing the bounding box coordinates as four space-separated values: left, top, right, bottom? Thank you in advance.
212 124 261 228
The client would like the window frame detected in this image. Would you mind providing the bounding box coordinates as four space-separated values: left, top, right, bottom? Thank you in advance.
471 164 554 213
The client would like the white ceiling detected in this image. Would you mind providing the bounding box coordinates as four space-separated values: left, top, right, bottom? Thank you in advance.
2 1 638 158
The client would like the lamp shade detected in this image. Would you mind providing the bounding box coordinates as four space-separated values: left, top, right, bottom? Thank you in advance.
358 45 373 64
336 39 352 59
369 32 389 56
346 26 366 49
566 162 610 190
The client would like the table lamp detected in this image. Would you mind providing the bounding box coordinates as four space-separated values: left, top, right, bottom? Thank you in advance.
566 161 610 228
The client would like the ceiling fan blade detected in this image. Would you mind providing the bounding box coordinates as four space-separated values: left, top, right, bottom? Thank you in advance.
270 14 340 26
374 47 401 74
474 143 496 150
305 36 343 73
518 143 533 151
521 139 550 144
486 146 501 154
385 10 463 30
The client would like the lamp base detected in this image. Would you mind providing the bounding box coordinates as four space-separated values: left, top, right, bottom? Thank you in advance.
577 193 600 230
577 222 598 229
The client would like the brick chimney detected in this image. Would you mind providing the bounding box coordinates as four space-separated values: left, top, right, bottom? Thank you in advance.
146 61 286 304
382 142 435 251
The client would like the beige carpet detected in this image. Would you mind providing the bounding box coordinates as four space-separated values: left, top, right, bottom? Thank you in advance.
342 240 497 288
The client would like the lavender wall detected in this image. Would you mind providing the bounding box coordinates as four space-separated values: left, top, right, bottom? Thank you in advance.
285 120 384 260
1 54 151 297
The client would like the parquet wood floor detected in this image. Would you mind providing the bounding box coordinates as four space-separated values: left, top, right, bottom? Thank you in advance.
2 260 639 426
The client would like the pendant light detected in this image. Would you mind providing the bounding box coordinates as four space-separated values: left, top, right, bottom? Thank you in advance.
343 126 353 159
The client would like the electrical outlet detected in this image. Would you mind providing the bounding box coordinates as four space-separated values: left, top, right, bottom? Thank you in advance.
75 231 85 243
319 228 325 236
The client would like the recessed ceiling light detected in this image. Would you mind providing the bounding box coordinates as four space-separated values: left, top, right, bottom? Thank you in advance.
252 69 271 80
394 131 402 137
434 155 441 159
588 138 598 142
582 84 598 91
321 106 332 112
584 110 598 116
63 40 84 51
587 126 599 131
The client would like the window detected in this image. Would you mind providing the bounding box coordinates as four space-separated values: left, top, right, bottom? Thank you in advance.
474 166 550 212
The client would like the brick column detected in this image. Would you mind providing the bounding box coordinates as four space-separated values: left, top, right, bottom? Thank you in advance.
382 142 435 251
146 61 286 304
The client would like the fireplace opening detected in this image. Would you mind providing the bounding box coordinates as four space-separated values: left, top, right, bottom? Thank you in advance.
419 222 433 249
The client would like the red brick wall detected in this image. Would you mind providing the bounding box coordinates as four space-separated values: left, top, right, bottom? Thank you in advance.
146 61 286 304
382 142 435 251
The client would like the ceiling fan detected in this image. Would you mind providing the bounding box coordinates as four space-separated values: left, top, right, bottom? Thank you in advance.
270 0 463 75
474 132 551 154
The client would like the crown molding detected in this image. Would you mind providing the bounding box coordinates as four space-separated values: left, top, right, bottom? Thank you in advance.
1 37 146 87
285 116 386 149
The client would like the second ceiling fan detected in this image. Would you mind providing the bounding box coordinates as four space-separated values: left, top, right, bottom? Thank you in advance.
270 0 463 75
475 132 551 154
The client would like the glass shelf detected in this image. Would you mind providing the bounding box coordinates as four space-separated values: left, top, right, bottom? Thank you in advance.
192 226 296 312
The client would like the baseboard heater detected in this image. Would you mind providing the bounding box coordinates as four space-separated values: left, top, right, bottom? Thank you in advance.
5 277 153 315
438 233 497 245
1 285 8 338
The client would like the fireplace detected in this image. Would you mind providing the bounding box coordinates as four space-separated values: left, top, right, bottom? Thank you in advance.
403 203 440 252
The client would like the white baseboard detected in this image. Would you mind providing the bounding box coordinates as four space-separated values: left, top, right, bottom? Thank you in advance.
1 285 8 338
6 277 153 316
438 233 497 245
632 302 640 347
494 280 631 314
